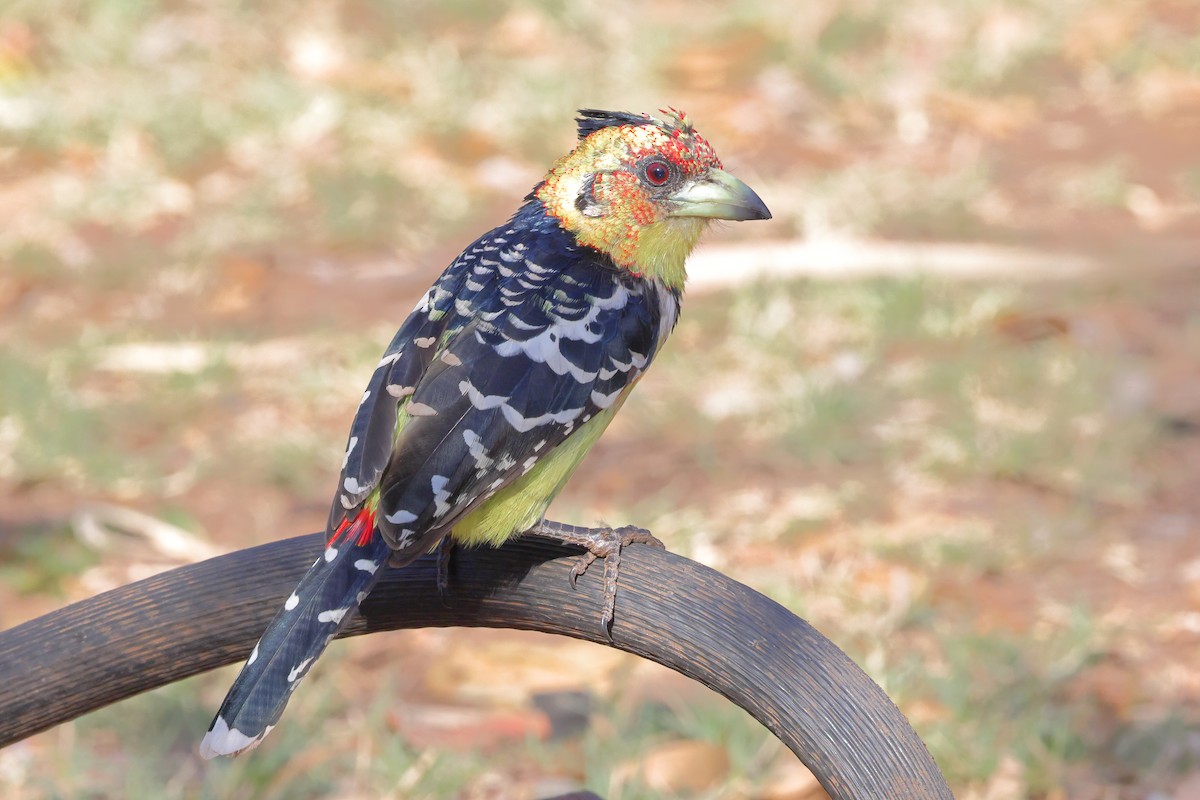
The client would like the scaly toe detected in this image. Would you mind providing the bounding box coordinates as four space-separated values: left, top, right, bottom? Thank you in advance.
569 552 599 587
614 525 663 549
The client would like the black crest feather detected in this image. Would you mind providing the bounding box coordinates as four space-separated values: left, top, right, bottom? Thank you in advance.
575 109 654 140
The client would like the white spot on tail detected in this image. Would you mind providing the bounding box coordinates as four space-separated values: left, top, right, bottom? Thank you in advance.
199 715 264 759
360 389 371 405
414 336 435 348
317 607 349 624
324 546 338 562
287 657 313 683
284 592 299 611
343 476 364 494
387 384 415 398
246 643 260 666
377 352 400 369
440 351 462 366
354 558 379 573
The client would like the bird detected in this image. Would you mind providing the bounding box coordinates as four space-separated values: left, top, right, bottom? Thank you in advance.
199 108 771 758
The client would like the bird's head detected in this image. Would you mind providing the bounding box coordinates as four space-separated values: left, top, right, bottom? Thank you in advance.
535 108 771 288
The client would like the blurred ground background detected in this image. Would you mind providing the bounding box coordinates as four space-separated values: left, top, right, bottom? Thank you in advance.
1 1 1199 798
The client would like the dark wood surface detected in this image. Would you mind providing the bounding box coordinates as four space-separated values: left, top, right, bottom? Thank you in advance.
0 531 953 799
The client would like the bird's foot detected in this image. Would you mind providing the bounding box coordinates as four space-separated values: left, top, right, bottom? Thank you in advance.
534 522 664 635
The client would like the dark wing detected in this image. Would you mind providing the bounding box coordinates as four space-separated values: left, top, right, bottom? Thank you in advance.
368 203 673 555
326 222 495 533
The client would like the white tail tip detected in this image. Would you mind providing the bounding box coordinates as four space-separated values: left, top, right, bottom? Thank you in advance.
199 715 270 759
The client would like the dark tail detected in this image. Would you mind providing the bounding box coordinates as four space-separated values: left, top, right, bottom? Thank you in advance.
199 534 390 758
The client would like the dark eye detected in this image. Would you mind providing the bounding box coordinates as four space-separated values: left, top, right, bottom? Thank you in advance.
644 160 671 186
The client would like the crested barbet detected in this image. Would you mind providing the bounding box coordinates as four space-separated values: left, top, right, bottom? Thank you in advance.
199 108 771 758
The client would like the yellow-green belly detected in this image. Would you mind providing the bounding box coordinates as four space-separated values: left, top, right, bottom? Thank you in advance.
449 404 620 547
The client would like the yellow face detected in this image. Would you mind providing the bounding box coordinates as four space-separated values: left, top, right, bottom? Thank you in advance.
536 109 770 287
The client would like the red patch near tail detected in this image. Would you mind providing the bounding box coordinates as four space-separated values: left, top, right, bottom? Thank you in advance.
328 508 377 547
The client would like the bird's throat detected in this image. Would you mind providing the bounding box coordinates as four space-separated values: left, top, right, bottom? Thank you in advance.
622 217 704 287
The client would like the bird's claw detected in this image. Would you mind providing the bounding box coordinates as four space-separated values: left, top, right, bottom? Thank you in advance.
537 523 663 636
568 553 597 589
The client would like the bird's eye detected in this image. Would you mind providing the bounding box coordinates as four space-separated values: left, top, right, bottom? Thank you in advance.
643 160 671 186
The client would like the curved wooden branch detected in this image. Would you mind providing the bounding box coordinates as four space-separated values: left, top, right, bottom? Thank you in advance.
0 530 951 799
